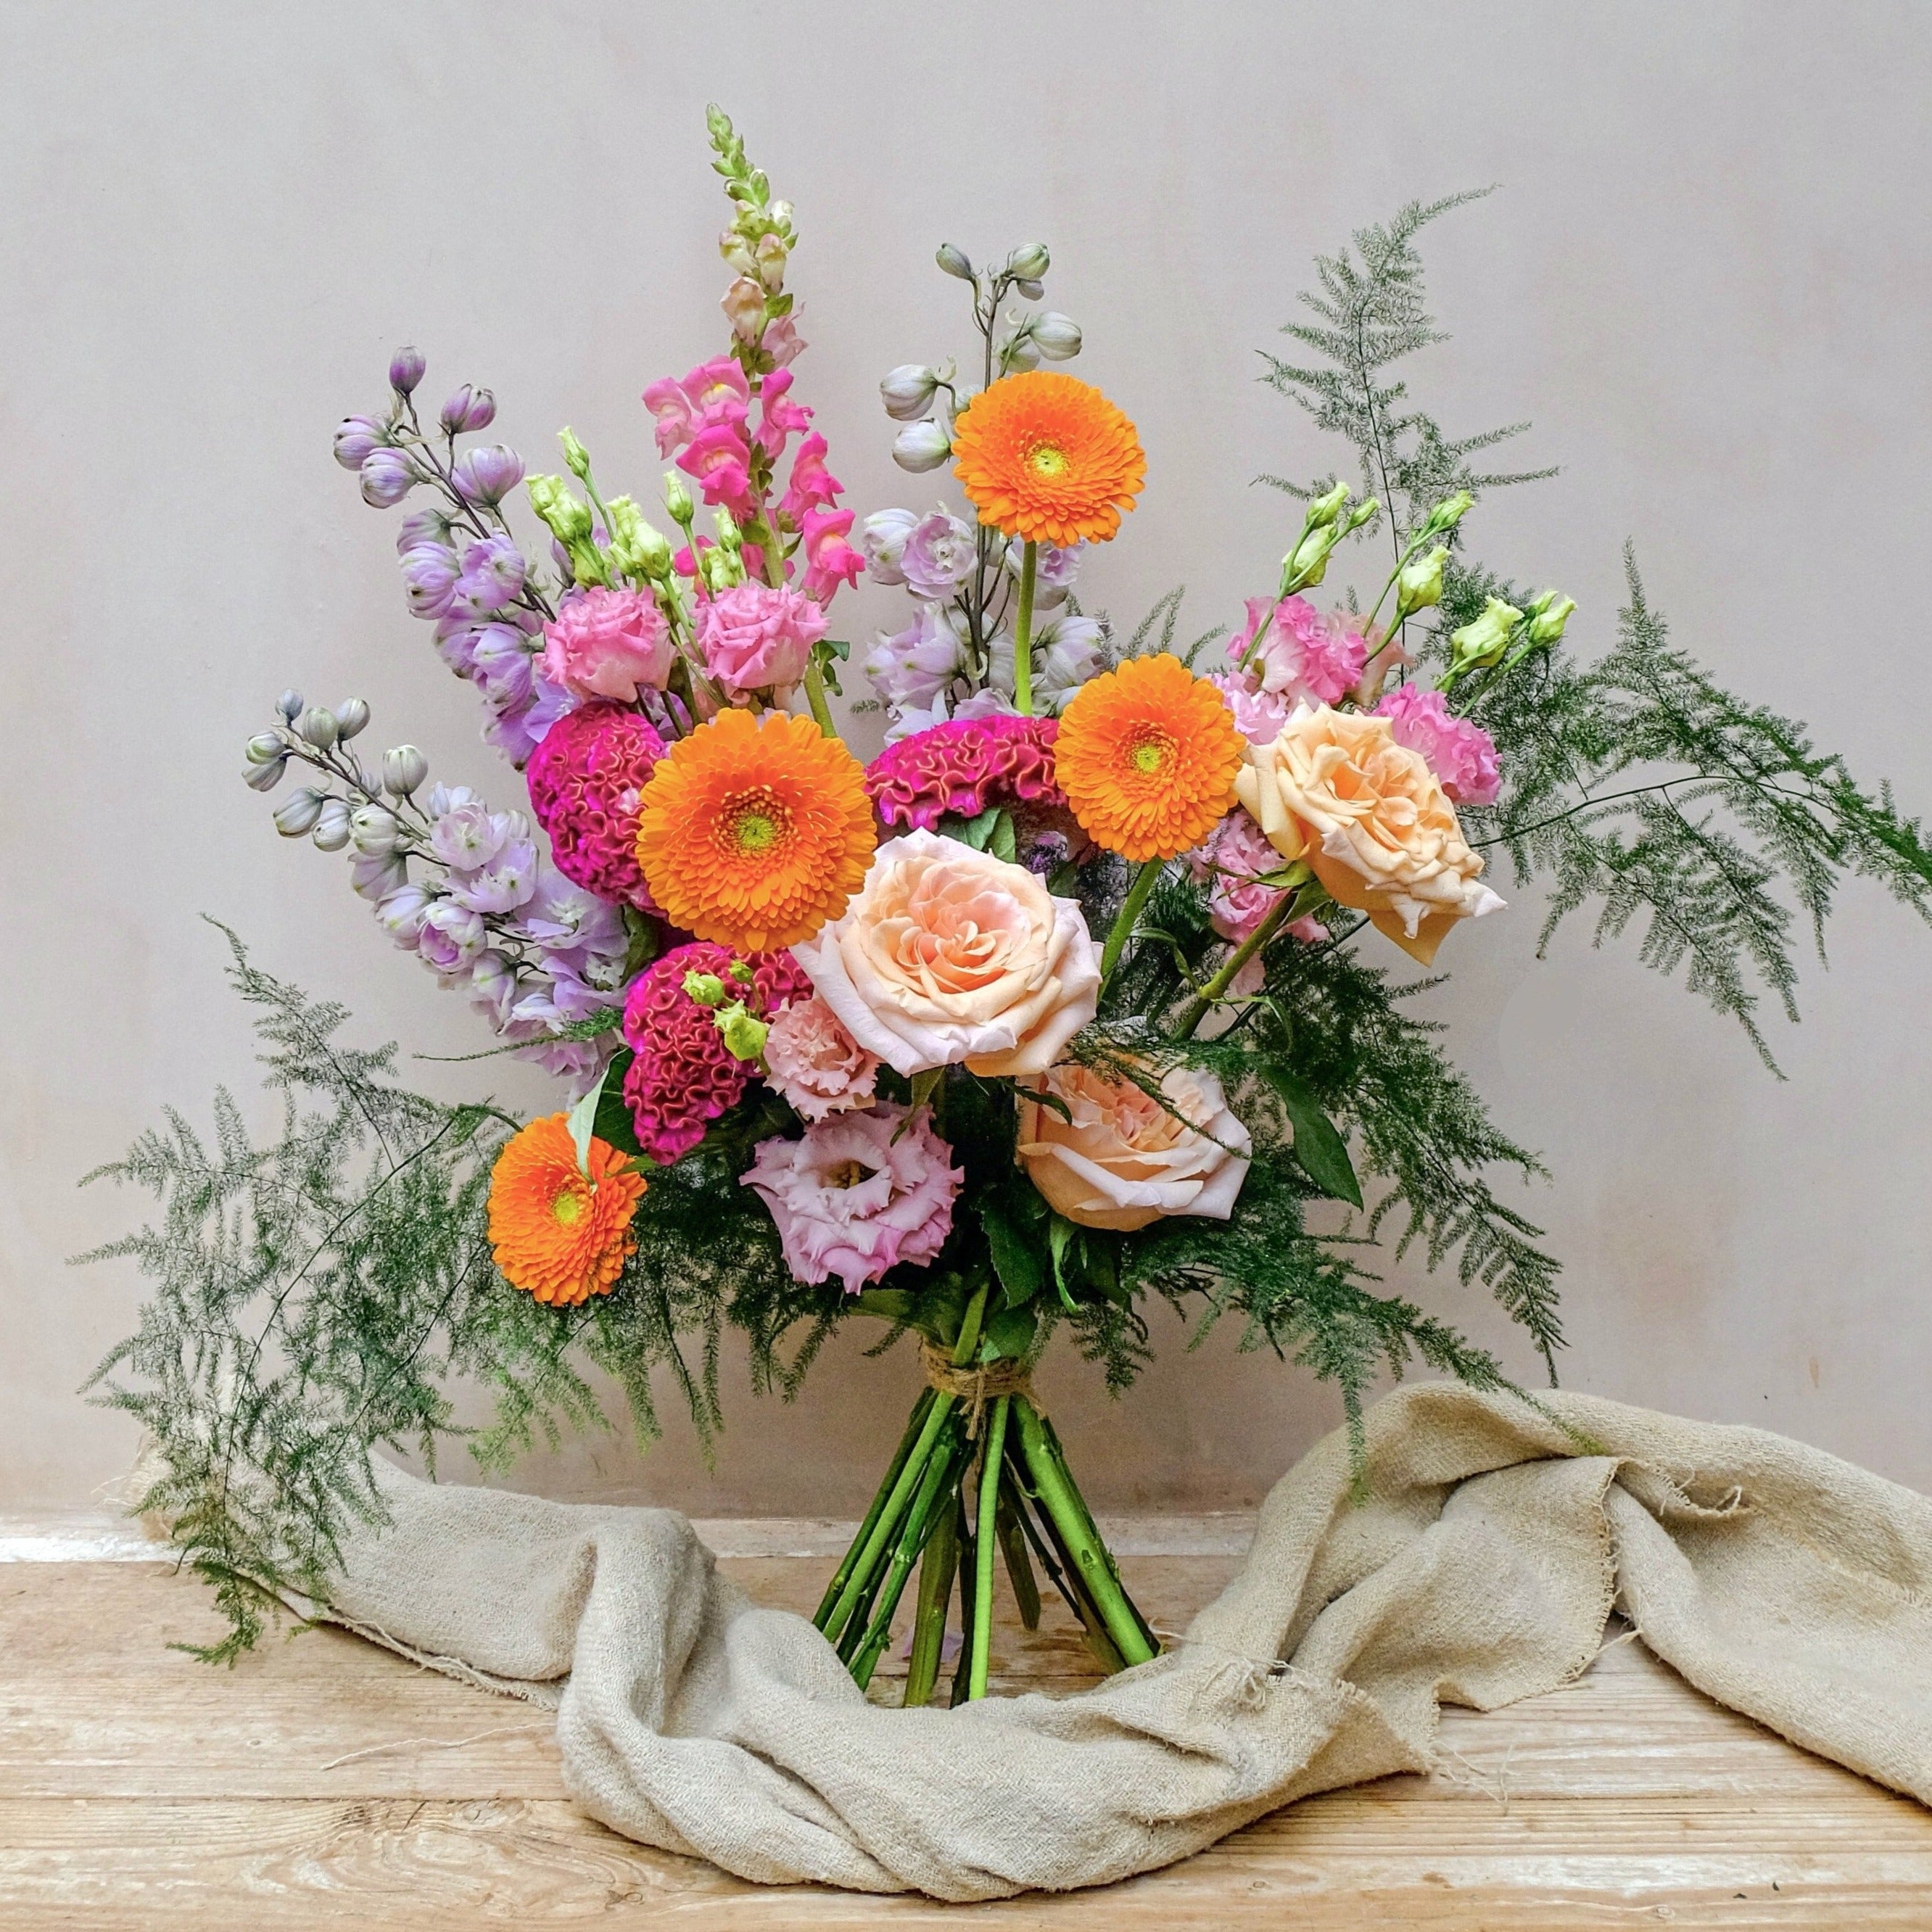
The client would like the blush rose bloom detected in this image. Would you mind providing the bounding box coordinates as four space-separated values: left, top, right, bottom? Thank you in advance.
697 582 828 701
540 587 674 702
1234 704 1503 966
764 994 881 1121
1016 1062 1252 1232
789 828 1101 1079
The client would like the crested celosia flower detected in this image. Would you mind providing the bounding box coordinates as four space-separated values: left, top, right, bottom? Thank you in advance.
636 709 876 952
763 993 880 1120
621 942 809 1165
525 701 666 912
740 1103 962 1293
487 1113 646 1305
864 715 1066 834
1231 596 1368 709
540 587 674 703
1236 704 1503 965
1375 682 1503 806
1054 653 1244 861
790 828 1101 1078
950 371 1146 547
1015 1061 1250 1233
696 582 827 701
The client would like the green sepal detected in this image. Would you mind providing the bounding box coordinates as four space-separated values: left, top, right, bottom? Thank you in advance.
1263 1065 1363 1207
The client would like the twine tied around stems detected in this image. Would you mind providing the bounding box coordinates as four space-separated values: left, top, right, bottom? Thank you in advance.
919 1342 1035 1438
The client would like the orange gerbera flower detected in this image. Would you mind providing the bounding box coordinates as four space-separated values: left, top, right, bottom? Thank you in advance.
1054 654 1244 861
951 371 1146 547
637 708 875 951
488 1114 646 1307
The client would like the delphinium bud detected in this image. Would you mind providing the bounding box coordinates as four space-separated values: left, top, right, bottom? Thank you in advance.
277 689 305 722
359 447 418 508
383 744 429 796
333 416 386 470
312 798 352 851
880 365 941 422
273 788 326 837
1031 313 1082 360
1004 329 1043 373
388 347 426 396
334 698 371 740
936 244 973 281
1012 278 1045 301
297 705 339 750
1005 243 1050 282
893 420 952 473
452 444 524 505
245 730 286 765
439 384 496 434
243 756 287 792
349 804 401 855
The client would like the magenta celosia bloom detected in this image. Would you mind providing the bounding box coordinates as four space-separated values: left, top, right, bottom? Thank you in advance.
696 583 827 701
1376 682 1503 806
764 993 880 1120
525 702 666 911
741 1103 962 1294
622 943 811 1165
1229 595 1368 708
540 587 674 703
865 715 1067 833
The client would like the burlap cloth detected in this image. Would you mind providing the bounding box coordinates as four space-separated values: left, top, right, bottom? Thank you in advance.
314 1383 1932 1900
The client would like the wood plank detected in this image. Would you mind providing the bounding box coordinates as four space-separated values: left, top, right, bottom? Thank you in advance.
1 1559 1929 1926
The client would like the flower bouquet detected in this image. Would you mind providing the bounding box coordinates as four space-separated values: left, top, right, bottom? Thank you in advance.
92 113 1932 1693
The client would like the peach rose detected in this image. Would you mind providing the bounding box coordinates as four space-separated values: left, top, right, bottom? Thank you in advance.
790 828 1101 1078
1234 704 1503 965
1016 1061 1252 1231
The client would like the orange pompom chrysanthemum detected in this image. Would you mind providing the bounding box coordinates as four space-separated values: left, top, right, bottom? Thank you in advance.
1054 654 1245 862
488 1114 646 1307
637 708 875 952
951 371 1146 548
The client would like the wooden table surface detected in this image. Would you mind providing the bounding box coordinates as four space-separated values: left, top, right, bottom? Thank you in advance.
3 1522 1931 1928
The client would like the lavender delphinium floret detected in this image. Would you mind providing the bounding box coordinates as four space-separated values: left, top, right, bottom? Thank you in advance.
439 384 496 434
360 447 419 508
453 444 525 505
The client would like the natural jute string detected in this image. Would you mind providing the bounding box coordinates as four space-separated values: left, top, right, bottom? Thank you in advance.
920 1342 1035 1437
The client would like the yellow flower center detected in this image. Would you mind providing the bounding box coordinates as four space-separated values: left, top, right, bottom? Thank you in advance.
1128 728 1174 776
551 1186 585 1226
1028 442 1069 479
825 1158 872 1189
722 787 790 856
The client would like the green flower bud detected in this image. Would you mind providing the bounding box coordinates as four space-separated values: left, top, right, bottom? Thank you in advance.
1395 545 1450 620
936 243 973 281
727 959 754 984
1448 596 1524 674
527 474 594 545
715 1002 768 1062
1421 490 1474 537
1305 480 1351 528
558 427 592 481
1345 497 1381 532
682 970 727 1007
245 731 286 766
1281 520 1342 594
663 473 695 527
1527 594 1576 645
1004 242 1051 281
713 507 743 553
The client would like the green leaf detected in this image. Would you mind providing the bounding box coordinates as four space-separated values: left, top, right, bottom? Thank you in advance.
565 1060 612 1178
988 809 1017 865
980 1194 1045 1308
946 806 1002 851
590 1047 645 1161
1047 1215 1080 1313
982 1300 1038 1360
1263 1065 1363 1207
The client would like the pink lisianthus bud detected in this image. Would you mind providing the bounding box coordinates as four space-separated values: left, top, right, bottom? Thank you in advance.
696 582 827 701
763 994 881 1121
1374 682 1502 806
438 384 496 434
540 586 674 702
451 444 525 505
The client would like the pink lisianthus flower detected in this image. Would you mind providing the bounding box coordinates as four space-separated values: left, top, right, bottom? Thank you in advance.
540 587 674 703
696 583 827 702
764 994 881 1120
1187 807 1290 943
801 505 864 602
741 1103 962 1294
1374 683 1503 806
1206 669 1293 748
643 357 750 457
1230 595 1368 708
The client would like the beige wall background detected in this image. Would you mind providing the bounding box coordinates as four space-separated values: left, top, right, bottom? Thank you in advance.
5 0 1930 1517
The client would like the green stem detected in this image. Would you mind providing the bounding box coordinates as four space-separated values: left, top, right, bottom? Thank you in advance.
950 1485 978 1708
1171 886 1302 1039
1011 1397 1157 1667
848 1422 965 1683
820 1392 955 1646
814 1390 933 1627
802 654 838 738
965 1396 1011 1701
994 1475 1041 1631
1012 540 1037 717
902 1495 959 1708
1004 1445 1126 1672
1099 858 1164 988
